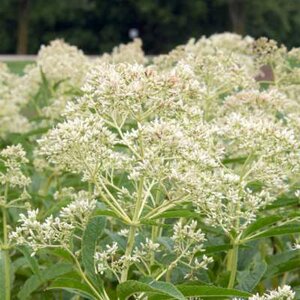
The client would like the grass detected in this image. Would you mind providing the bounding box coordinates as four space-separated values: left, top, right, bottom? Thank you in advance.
3 61 34 75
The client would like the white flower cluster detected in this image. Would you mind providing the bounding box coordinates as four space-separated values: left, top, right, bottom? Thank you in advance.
0 63 30 137
249 285 295 300
253 37 287 67
10 192 96 254
221 89 299 119
94 242 120 275
37 39 90 88
38 115 122 180
171 220 213 278
154 33 254 72
94 238 160 281
94 223 211 282
35 33 300 235
99 38 147 65
64 62 201 122
0 144 31 188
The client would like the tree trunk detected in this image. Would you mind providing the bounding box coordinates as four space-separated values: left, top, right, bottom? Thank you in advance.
17 0 30 54
228 0 246 35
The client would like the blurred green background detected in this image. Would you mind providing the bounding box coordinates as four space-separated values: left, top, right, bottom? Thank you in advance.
1 0 299 55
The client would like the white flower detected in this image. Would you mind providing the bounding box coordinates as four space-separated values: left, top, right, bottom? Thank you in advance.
249 285 295 300
10 192 96 253
0 144 31 188
37 39 90 87
118 229 129 237
98 38 147 65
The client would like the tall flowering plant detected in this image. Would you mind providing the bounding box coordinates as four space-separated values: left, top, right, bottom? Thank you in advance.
0 35 299 299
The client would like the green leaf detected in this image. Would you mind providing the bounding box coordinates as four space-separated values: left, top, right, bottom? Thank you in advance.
236 254 267 292
204 244 232 254
104 230 126 250
12 257 27 272
48 248 73 262
93 209 119 218
53 78 69 91
222 156 247 165
17 246 41 277
140 219 171 227
0 250 10 299
246 224 300 240
265 196 300 210
39 67 51 95
82 216 106 287
292 287 300 300
18 263 73 300
243 212 300 239
117 280 185 300
177 285 252 298
148 210 199 220
151 285 252 299
48 276 97 300
42 199 72 218
22 127 51 138
264 250 300 279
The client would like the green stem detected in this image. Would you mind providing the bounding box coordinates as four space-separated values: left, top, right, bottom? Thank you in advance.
120 120 146 282
67 249 106 300
41 172 55 196
150 225 159 266
120 225 137 282
155 243 192 281
227 242 239 289
165 268 172 282
120 175 145 282
2 183 10 300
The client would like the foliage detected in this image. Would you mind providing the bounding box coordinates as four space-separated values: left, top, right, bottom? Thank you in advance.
1 0 300 54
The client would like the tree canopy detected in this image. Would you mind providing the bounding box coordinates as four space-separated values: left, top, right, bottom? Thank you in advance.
1 0 300 54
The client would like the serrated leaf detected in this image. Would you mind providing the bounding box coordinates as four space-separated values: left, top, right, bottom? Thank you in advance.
204 244 232 254
46 248 73 262
243 212 300 239
48 276 97 300
82 216 106 287
178 285 251 298
12 257 27 272
18 263 73 300
264 250 300 278
117 280 185 300
17 246 41 277
0 250 10 300
93 209 119 218
150 285 252 299
104 229 127 250
140 219 171 227
236 254 267 292
246 224 300 240
265 196 300 210
242 215 284 238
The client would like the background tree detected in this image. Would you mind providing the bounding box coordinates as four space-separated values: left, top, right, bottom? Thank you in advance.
17 0 30 54
0 0 300 55
228 0 246 34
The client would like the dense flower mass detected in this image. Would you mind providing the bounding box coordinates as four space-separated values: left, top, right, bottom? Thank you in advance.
1 34 300 299
249 285 295 300
0 144 30 188
0 63 30 137
10 191 96 254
